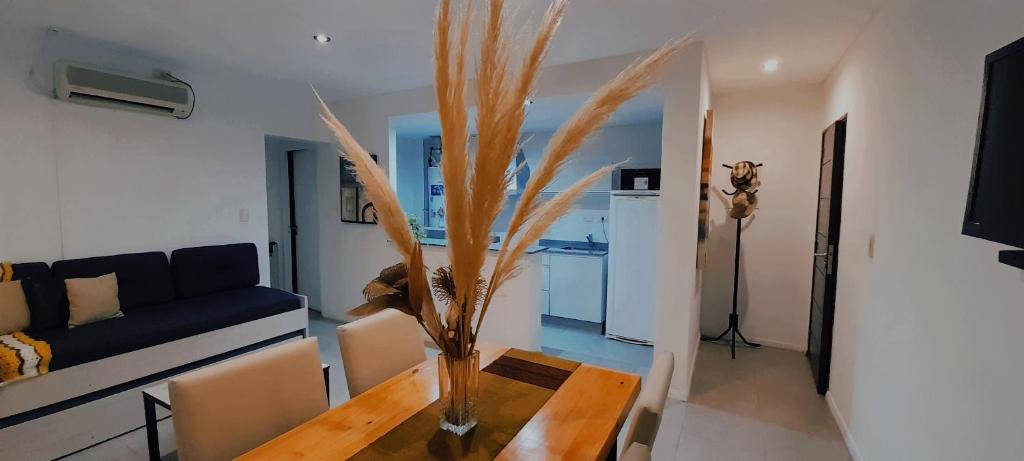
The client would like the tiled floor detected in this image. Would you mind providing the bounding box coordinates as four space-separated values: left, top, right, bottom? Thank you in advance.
66 313 850 461
540 315 654 376
645 342 853 461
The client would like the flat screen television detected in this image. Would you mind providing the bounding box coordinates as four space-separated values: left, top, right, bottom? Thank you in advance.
962 36 1024 269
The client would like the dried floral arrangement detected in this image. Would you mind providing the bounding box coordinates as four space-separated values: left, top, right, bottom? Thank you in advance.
317 0 686 359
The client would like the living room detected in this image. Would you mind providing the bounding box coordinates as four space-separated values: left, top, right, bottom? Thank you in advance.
3 1 1024 460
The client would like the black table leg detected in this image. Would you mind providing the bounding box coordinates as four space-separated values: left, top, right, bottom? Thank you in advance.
322 365 331 404
144 394 160 461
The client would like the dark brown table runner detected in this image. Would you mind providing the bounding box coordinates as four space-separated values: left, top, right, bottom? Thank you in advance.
349 349 580 460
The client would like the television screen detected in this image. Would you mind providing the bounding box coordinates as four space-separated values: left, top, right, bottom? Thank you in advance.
963 36 1024 250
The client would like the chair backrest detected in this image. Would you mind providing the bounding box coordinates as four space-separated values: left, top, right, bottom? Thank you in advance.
169 338 328 461
337 309 427 397
622 351 675 450
620 442 652 461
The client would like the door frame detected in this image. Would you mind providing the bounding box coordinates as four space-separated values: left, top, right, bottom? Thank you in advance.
807 115 847 395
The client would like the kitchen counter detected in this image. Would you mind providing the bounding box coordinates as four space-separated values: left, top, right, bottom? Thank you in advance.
419 238 547 255
418 241 543 350
538 239 608 256
543 247 608 256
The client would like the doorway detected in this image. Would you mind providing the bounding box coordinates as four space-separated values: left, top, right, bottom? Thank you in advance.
807 116 847 395
265 136 322 311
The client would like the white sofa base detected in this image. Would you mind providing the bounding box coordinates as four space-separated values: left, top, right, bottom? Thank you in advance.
0 300 308 460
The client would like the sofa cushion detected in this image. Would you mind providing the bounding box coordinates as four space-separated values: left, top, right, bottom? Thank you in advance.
0 281 31 334
10 263 68 332
52 252 176 310
32 286 301 371
9 262 51 282
66 273 124 327
171 243 259 299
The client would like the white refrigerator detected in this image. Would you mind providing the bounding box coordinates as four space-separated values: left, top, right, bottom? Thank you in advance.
606 190 660 345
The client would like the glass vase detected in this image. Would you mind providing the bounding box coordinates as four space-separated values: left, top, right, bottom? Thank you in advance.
438 350 480 435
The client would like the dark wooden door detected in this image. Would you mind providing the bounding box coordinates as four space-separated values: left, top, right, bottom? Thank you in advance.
287 150 299 294
808 117 846 395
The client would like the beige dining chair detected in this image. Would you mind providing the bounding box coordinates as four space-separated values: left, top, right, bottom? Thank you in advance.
620 441 652 461
621 351 675 458
337 308 427 397
168 338 328 461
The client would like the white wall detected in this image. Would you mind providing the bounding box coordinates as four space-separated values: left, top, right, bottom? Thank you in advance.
0 25 328 284
701 84 824 351
654 42 710 400
520 122 663 193
395 136 425 221
822 1 1024 459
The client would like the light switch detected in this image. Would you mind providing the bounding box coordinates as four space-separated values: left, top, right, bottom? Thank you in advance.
239 208 250 223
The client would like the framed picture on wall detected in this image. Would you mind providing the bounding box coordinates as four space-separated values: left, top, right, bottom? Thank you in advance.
340 154 379 224
696 109 714 269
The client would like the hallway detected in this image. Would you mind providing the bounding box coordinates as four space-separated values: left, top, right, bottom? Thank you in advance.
651 343 851 460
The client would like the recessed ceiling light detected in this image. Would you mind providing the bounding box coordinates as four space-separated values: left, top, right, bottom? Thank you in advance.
313 33 332 44
762 59 780 73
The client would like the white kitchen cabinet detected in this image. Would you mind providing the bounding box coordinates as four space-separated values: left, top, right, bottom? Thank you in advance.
541 290 551 315
548 253 606 323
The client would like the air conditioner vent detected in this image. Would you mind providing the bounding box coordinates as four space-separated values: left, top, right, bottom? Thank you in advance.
68 92 176 114
55 61 194 118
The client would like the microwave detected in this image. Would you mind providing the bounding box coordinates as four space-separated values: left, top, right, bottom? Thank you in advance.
613 168 661 191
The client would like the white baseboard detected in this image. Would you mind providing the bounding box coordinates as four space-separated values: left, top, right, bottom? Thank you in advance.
826 390 863 461
748 336 806 352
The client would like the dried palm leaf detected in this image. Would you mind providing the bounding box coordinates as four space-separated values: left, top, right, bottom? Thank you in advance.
499 38 688 256
378 263 408 285
314 91 418 261
474 162 623 335
363 280 401 299
348 294 409 317
320 0 686 359
463 0 567 319
433 265 488 308
431 266 458 305
435 0 476 319
407 243 448 353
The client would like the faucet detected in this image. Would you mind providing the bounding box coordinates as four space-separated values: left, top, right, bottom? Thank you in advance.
586 233 594 247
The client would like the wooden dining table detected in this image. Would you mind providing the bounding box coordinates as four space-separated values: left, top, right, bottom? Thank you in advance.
237 342 641 460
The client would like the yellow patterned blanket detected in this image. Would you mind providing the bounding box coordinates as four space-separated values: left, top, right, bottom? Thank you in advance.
0 332 52 386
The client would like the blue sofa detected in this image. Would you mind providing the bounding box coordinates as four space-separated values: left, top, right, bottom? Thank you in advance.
0 243 308 459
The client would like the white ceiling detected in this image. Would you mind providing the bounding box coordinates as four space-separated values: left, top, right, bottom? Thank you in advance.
5 0 882 99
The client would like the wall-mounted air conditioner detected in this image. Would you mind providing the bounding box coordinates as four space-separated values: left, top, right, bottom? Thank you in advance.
54 61 194 119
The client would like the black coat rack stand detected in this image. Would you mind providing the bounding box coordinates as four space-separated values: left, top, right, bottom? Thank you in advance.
704 196 761 358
